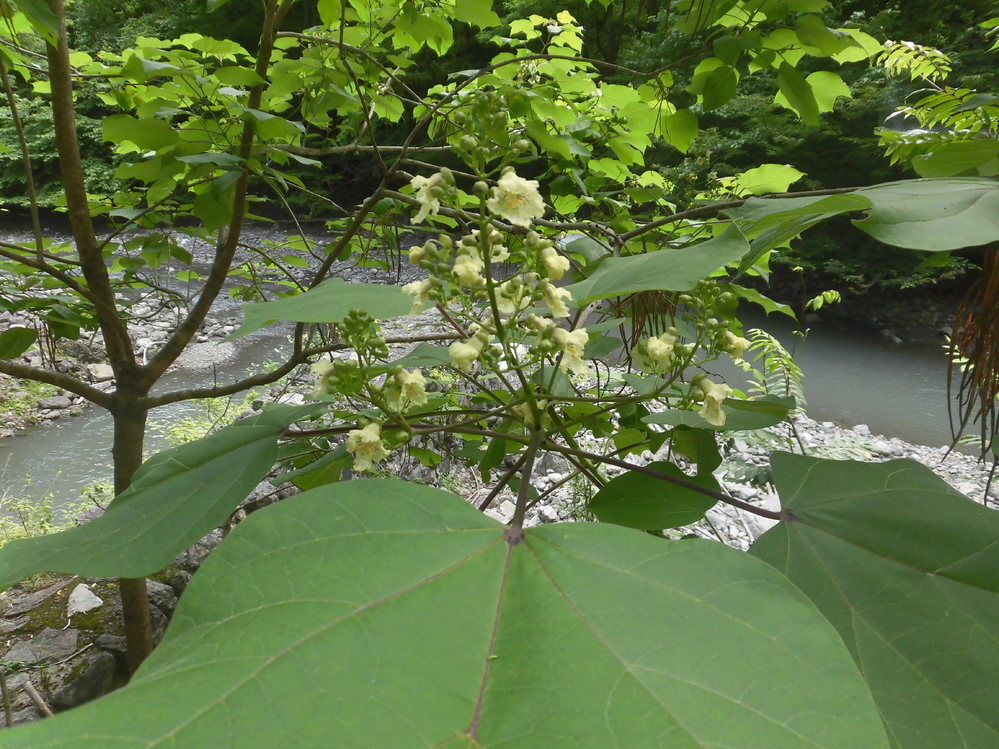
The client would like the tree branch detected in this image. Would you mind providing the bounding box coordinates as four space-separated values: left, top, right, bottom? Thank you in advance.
0 359 112 408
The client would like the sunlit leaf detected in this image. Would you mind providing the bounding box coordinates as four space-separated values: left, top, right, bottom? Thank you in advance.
565 225 750 305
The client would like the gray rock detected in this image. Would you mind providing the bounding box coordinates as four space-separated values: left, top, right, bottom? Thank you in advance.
169 571 193 594
4 578 77 617
66 584 104 618
4 628 79 665
851 424 871 436
38 395 72 410
538 505 560 523
50 652 117 711
174 530 223 573
146 580 178 616
86 363 114 382
0 615 29 633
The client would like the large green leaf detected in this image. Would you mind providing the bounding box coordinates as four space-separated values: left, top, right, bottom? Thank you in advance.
564 225 750 305
588 460 719 529
7 480 888 747
853 178 999 250
0 404 317 591
751 453 999 747
0 327 37 359
232 278 413 337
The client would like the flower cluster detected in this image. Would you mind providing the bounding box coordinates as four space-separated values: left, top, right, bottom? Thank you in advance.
383 367 428 413
449 324 492 371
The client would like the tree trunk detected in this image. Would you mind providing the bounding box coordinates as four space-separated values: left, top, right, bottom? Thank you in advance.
113 384 154 673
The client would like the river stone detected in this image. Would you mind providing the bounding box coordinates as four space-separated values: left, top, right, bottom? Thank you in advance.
86 363 114 382
38 395 72 409
171 341 236 370
50 652 117 711
4 628 78 665
146 580 178 616
66 584 104 618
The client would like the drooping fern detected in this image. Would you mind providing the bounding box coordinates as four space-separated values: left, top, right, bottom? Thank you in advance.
878 40 952 83
735 328 806 410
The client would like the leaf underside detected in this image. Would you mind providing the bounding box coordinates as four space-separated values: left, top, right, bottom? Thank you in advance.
751 453 999 748
6 480 888 748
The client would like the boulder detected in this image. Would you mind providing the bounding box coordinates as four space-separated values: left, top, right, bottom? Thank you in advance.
4 628 79 665
38 395 72 410
86 363 115 382
50 652 117 711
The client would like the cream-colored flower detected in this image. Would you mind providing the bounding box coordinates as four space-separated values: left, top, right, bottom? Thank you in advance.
452 252 485 287
384 368 428 412
310 361 335 394
410 175 440 223
542 282 571 318
495 278 530 315
723 330 751 359
346 422 390 472
401 278 432 314
512 399 550 428
696 377 733 427
553 327 589 376
409 245 426 265
633 332 677 374
540 246 570 280
449 329 488 371
487 170 545 227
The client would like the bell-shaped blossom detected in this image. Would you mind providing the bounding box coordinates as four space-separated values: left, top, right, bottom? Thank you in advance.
495 278 531 315
384 368 428 412
541 246 570 280
401 278 432 314
487 170 545 227
553 327 589 376
542 282 571 318
633 332 677 374
696 377 733 427
452 252 485 287
410 175 441 223
723 330 751 359
346 422 390 472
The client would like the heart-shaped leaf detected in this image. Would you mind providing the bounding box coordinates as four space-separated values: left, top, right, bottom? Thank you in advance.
5 480 888 747
751 453 999 747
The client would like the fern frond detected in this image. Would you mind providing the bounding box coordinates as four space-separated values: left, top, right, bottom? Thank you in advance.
742 329 806 409
879 40 952 82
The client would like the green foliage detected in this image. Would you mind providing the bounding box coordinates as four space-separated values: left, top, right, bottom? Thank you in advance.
4 479 890 748
0 93 116 208
753 453 999 746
